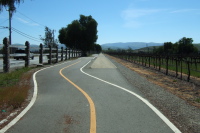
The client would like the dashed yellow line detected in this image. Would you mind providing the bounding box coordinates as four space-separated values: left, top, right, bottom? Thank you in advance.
59 61 96 133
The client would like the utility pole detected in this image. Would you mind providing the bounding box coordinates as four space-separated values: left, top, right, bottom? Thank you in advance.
8 8 12 46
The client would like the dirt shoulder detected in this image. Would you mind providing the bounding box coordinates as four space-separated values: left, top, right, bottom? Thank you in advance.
0 66 41 130
106 54 200 133
107 55 200 108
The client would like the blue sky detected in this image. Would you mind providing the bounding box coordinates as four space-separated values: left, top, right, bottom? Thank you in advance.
0 0 200 45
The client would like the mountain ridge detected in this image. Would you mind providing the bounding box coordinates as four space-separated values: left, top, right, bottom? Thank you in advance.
101 42 163 50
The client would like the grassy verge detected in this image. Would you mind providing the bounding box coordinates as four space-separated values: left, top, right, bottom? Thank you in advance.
0 67 33 111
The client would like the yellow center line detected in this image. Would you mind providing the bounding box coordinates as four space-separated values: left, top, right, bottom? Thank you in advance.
59 61 96 133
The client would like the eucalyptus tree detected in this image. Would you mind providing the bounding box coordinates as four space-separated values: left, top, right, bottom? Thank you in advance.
41 26 57 48
0 0 24 13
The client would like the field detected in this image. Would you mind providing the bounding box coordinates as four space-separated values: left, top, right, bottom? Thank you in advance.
107 52 200 84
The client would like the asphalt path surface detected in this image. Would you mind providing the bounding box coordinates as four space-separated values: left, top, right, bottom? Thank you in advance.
2 54 180 133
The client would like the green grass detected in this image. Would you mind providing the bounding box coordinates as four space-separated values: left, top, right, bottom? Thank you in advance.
195 98 200 103
120 55 200 78
0 67 32 88
0 67 33 110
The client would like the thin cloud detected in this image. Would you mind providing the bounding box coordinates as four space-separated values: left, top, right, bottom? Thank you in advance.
15 17 40 26
16 17 29 24
170 9 200 13
121 9 161 20
121 8 162 28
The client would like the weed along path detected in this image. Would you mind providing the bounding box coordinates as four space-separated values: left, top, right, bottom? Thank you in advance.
2 54 181 133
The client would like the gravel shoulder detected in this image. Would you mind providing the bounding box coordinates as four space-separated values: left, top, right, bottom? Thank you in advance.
106 54 200 133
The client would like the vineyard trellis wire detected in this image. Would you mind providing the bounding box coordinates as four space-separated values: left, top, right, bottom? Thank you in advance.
106 51 200 83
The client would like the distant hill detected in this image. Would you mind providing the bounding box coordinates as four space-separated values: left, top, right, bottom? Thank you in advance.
101 42 163 50
0 43 66 52
5 43 66 48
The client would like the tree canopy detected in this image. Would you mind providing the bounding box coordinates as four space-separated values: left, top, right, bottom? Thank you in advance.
0 0 24 13
40 26 57 48
58 15 99 55
154 37 198 55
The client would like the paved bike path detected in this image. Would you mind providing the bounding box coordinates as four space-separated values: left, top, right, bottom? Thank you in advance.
4 55 179 133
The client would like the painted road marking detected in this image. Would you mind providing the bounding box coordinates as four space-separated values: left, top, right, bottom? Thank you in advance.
80 60 182 133
59 61 96 133
0 61 72 133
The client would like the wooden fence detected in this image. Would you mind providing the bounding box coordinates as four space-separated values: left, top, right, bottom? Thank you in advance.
1 37 81 73
106 51 200 82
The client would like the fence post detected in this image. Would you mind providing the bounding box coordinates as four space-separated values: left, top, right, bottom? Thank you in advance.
72 49 73 58
187 61 190 82
56 46 58 63
39 43 43 64
175 58 178 77
166 55 169 75
158 56 161 71
3 38 10 73
180 56 183 80
25 41 30 67
148 56 151 67
61 47 63 61
65 48 68 60
68 49 71 60
49 45 52 64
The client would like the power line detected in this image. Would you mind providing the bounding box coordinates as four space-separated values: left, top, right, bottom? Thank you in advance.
16 10 46 27
11 27 42 42
0 26 8 29
12 27 40 40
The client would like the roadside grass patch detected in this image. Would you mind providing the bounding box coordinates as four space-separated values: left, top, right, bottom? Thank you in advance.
195 98 200 103
0 67 33 110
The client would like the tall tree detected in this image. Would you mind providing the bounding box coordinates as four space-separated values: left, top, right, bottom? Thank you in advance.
177 37 198 54
0 0 24 13
41 26 57 47
58 15 98 55
164 42 173 54
93 44 102 54
79 15 98 52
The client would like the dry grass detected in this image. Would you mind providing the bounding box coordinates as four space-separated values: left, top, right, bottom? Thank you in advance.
0 67 33 113
107 55 200 108
0 67 37 129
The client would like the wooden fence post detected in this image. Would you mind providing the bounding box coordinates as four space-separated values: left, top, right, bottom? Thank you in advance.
148 56 150 67
65 48 68 60
49 45 52 64
25 41 30 67
180 56 183 80
166 56 169 75
68 49 71 60
158 56 161 71
187 61 190 82
56 46 58 63
73 49 74 58
39 43 43 64
61 47 63 61
3 37 10 73
175 58 178 77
